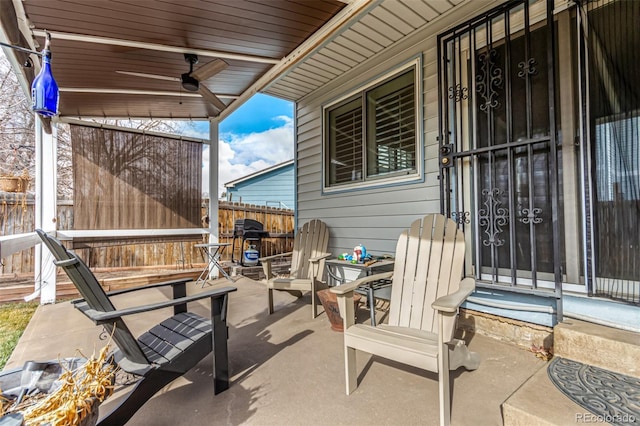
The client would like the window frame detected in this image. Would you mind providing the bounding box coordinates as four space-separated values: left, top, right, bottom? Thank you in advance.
322 58 423 193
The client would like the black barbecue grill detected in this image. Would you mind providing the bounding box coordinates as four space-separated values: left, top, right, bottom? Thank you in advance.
231 219 270 265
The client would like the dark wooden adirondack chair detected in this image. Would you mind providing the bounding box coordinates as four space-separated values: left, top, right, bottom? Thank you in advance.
36 229 237 426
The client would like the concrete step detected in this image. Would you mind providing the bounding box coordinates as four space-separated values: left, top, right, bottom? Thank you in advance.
554 318 640 379
502 363 585 426
503 319 640 425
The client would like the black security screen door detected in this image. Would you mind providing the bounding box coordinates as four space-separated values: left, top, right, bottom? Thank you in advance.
584 0 640 304
437 0 562 297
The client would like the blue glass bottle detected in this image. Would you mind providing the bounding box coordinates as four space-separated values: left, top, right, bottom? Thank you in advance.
31 43 59 117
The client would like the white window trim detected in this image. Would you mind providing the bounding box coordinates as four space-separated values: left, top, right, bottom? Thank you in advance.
321 57 423 194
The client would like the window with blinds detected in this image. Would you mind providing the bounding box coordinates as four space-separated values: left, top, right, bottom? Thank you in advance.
323 61 420 190
366 69 416 177
327 97 363 185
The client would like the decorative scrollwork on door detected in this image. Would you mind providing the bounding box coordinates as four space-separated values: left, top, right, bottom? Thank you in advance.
478 188 509 247
476 49 503 112
520 207 543 224
451 211 471 225
448 84 469 102
517 58 538 78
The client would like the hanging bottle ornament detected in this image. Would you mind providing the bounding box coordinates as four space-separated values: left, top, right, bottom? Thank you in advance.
31 34 59 117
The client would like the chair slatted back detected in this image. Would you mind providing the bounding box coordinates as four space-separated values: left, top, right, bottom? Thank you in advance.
289 219 329 280
36 230 150 366
387 215 465 340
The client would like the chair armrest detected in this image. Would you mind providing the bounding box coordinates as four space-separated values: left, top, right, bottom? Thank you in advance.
330 271 394 295
308 253 332 263
75 286 238 325
70 278 192 305
332 272 393 331
431 277 475 313
308 253 332 284
260 252 293 280
259 252 293 263
106 278 192 297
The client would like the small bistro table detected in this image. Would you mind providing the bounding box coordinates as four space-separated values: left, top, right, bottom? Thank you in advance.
324 258 395 326
194 243 233 285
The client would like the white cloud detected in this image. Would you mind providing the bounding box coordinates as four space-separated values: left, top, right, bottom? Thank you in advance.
221 116 293 165
201 116 294 199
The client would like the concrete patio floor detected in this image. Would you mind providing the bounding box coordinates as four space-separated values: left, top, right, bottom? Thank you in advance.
5 276 546 425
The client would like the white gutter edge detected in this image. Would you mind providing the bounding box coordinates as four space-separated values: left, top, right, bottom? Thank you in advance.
218 0 378 121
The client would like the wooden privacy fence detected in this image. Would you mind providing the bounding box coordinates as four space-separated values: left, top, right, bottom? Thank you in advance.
0 194 294 277
0 192 34 277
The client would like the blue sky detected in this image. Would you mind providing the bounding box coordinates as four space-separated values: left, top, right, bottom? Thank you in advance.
191 93 295 198
220 94 293 135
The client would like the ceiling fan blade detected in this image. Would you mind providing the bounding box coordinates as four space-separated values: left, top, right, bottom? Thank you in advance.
116 70 180 82
191 59 228 82
198 85 227 112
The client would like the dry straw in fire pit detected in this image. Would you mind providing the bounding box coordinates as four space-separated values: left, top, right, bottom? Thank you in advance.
0 343 116 426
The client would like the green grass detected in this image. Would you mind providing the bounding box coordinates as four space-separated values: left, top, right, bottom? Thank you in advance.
0 301 39 370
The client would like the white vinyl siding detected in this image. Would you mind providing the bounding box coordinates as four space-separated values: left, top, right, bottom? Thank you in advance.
294 1 503 256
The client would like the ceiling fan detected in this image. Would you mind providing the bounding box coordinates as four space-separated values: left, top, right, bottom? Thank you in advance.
117 53 228 112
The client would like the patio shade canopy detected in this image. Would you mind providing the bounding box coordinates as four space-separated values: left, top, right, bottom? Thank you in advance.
0 0 354 121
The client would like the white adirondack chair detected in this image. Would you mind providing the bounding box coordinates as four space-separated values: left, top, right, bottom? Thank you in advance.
331 214 480 426
260 219 331 319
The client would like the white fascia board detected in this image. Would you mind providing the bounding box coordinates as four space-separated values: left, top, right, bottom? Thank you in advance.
218 0 379 121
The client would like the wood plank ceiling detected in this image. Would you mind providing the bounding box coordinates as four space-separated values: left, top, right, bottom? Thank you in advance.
4 0 347 119
2 0 469 120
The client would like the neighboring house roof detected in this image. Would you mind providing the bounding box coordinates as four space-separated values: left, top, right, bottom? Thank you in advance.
224 160 294 209
224 160 294 189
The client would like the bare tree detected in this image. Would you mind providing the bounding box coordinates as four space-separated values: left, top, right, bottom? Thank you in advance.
0 52 35 181
56 123 73 199
0 52 74 198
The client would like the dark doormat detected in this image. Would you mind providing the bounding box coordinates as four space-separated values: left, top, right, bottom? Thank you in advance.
547 357 640 425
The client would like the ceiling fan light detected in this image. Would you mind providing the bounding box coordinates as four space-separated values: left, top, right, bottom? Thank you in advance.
181 73 199 91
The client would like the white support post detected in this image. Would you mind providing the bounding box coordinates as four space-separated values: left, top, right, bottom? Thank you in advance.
208 118 220 278
34 118 58 304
